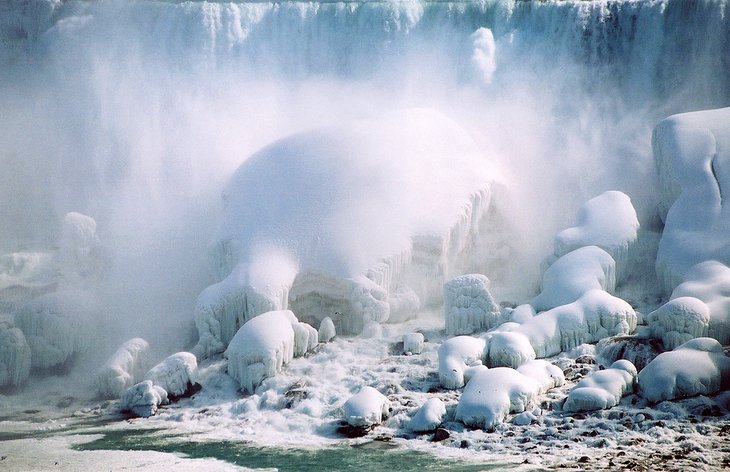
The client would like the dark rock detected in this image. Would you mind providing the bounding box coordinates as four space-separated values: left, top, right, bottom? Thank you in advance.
433 428 450 442
336 424 373 438
56 396 74 408
575 355 596 364
168 382 202 402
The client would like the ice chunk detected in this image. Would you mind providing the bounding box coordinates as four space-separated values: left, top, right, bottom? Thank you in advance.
638 337 730 402
14 290 101 369
318 316 336 343
95 338 150 399
343 386 391 427
455 367 538 430
647 297 710 350
438 335 487 389
554 191 639 283
563 360 636 412
0 321 31 388
119 380 169 418
410 398 446 432
292 322 318 358
533 246 616 312
653 107 730 290
515 359 564 393
443 274 501 335
145 352 198 398
403 332 424 355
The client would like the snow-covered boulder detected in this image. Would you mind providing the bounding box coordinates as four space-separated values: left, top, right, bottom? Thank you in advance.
58 212 102 281
486 330 536 368
653 107 730 291
403 332 424 355
647 297 710 350
638 338 730 402
318 316 336 343
0 321 31 388
515 359 564 393
443 274 501 335
14 290 101 369
455 368 538 430
95 338 150 398
145 352 198 399
410 398 447 432
438 335 487 389
194 109 498 357
119 380 169 418
343 386 391 427
533 246 616 312
563 360 636 412
554 191 639 283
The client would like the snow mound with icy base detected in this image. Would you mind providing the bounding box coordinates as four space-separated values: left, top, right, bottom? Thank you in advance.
647 297 710 350
638 337 730 402
95 338 150 398
438 335 487 389
343 386 391 427
563 360 636 412
486 327 536 368
554 191 638 283
120 380 169 418
410 397 447 432
0 321 31 388
14 290 101 369
515 359 564 393
194 109 497 357
403 332 424 355
145 352 197 398
653 107 730 291
318 316 336 343
443 274 501 335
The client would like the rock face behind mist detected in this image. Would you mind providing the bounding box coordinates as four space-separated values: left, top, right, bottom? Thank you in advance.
0 321 31 388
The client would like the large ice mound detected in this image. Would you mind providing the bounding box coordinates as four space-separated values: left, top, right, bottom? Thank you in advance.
194 109 498 357
0 321 31 388
410 398 447 432
438 335 487 389
563 360 636 412
145 352 198 398
343 386 391 427
120 380 169 418
443 274 501 335
95 338 150 398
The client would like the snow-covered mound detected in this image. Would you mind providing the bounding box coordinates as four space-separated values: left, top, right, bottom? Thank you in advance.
95 338 150 399
554 191 639 283
653 107 730 291
410 397 447 432
194 109 497 357
438 335 487 389
145 352 198 398
119 380 169 418
292 321 318 358
318 316 336 343
647 297 711 350
0 321 31 388
403 332 424 355
14 290 101 369
638 337 730 402
58 212 102 282
533 246 616 312
515 359 564 393
563 360 636 412
443 274 501 335
486 326 536 369
343 386 391 427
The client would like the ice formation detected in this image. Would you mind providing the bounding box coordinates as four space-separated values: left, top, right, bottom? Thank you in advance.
0 321 31 388
554 191 639 283
14 290 101 369
638 338 730 403
443 274 501 335
292 321 318 358
410 398 447 432
563 360 637 412
343 386 391 427
58 212 101 282
403 332 424 355
95 338 150 399
0 252 55 294
647 297 711 350
438 335 487 389
532 246 616 312
119 380 169 418
486 328 536 368
317 317 336 343
145 352 198 398
515 359 565 393
653 107 730 291
194 109 497 357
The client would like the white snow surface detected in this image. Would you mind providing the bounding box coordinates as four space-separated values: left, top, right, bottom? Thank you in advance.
403 332 424 355
437 335 487 389
95 337 150 399
145 352 198 398
638 337 730 403
563 360 637 412
343 385 391 427
443 274 501 336
119 380 169 418
0 321 31 388
409 397 446 432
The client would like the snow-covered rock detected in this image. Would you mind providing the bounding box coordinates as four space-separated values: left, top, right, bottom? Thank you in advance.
443 274 501 335
638 338 730 402
455 367 538 430
554 191 639 283
145 352 198 398
410 398 447 432
0 321 31 388
647 297 710 350
403 332 424 355
95 338 150 399
119 380 168 418
14 290 101 369
563 360 636 412
486 330 536 368
515 359 564 393
343 386 391 427
438 335 487 389
533 246 616 312
653 107 730 291
318 316 336 343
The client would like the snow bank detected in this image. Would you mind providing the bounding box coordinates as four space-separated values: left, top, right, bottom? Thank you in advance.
95 338 150 399
638 338 730 402
410 398 447 432
533 246 616 312
145 352 198 398
653 107 730 291
120 380 169 418
343 386 391 427
554 191 639 282
0 321 31 388
563 360 636 412
318 316 336 343
438 335 487 389
443 274 501 335
14 290 101 369
403 332 424 355
455 367 538 430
